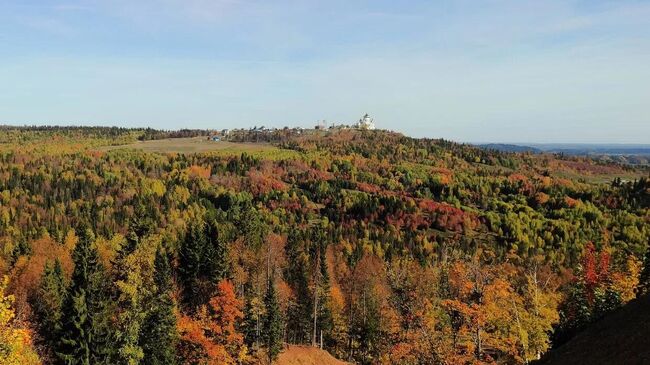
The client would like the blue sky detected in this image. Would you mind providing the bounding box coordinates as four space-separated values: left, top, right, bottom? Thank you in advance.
1 0 649 143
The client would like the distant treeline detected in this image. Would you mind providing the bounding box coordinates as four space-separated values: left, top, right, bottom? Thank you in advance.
477 143 543 154
137 128 214 141
0 125 143 145
0 125 140 137
0 125 215 143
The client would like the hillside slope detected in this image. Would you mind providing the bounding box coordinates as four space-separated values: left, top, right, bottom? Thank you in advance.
276 345 349 365
537 294 650 365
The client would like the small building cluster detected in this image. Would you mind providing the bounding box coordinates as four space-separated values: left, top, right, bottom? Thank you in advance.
356 114 375 130
313 114 377 131
211 114 377 142
209 129 230 142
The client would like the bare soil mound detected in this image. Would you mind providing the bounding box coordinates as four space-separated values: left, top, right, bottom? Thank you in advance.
536 294 650 365
275 345 349 365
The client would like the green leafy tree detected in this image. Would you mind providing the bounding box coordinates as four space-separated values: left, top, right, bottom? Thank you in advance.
112 242 148 364
637 238 650 296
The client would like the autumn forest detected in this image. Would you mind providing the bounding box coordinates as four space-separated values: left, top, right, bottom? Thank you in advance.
0 126 648 365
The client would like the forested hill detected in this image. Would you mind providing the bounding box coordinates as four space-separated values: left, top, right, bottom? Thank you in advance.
0 126 648 364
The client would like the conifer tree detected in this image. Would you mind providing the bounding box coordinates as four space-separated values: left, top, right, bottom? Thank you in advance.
242 281 263 350
263 276 283 364
317 244 334 348
31 259 67 361
139 248 178 365
204 219 230 285
118 198 154 262
178 218 208 309
57 225 112 365
179 217 230 310
283 229 312 343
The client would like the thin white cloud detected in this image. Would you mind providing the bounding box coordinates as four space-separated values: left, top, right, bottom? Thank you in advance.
94 0 249 28
1 0 649 142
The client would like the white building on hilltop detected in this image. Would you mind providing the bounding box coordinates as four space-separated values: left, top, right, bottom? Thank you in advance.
356 113 375 130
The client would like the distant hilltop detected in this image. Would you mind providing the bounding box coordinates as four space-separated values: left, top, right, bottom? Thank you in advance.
477 142 650 156
476 142 650 166
477 143 543 154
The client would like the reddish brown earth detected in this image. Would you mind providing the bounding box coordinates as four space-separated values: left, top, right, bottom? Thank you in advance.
274 345 349 365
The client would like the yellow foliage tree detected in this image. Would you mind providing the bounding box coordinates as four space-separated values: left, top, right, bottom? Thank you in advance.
0 276 40 365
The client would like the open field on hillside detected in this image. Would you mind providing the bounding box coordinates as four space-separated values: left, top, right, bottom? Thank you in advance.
99 137 276 154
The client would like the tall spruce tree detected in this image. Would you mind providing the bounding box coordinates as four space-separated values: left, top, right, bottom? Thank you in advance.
317 244 334 349
263 276 283 364
31 259 67 361
57 225 112 365
310 226 333 348
284 229 312 343
178 218 208 309
242 280 263 351
178 217 229 310
204 219 230 285
139 248 178 365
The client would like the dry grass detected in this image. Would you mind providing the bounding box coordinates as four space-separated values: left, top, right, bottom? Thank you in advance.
99 137 276 154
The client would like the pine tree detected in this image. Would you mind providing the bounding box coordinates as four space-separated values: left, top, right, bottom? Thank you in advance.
139 248 178 365
31 259 67 361
263 276 283 364
57 225 112 365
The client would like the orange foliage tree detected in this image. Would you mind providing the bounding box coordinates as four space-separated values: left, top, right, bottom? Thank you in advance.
178 280 247 364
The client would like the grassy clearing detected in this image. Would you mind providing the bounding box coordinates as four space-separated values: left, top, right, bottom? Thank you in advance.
99 137 277 155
